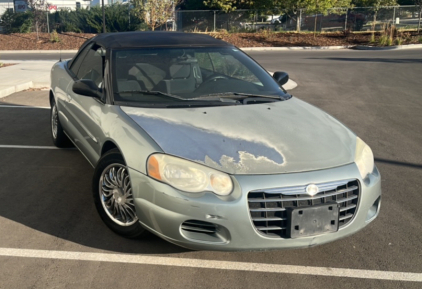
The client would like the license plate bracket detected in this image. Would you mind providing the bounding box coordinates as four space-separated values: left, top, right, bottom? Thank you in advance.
288 203 339 238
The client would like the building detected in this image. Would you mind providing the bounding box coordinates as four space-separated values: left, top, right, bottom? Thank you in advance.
0 0 91 17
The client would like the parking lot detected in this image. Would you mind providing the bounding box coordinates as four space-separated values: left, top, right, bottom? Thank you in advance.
0 49 421 288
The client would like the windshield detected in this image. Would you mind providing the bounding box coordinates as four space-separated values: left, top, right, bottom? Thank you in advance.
111 47 289 107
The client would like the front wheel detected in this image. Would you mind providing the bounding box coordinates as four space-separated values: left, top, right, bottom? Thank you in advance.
93 149 146 238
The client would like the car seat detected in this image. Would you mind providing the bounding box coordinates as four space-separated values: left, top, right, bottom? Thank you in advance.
154 56 202 95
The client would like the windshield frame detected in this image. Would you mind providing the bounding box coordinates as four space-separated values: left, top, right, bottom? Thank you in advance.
110 46 289 107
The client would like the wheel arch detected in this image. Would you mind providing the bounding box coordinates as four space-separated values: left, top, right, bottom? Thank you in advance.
100 140 129 167
49 90 55 107
101 140 120 156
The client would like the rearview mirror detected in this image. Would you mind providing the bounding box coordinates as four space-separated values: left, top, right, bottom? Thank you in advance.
273 71 289 86
72 79 102 98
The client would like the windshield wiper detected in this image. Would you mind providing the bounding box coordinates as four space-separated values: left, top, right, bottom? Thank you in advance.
192 92 282 100
117 90 186 101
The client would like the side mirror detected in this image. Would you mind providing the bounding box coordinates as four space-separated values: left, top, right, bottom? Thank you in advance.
72 79 101 98
273 71 289 86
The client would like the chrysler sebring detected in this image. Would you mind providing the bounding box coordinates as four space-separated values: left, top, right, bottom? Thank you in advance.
49 31 381 250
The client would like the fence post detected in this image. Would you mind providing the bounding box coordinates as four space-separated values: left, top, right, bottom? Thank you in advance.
128 4 131 31
213 11 216 32
392 7 396 24
345 8 348 31
46 11 50 34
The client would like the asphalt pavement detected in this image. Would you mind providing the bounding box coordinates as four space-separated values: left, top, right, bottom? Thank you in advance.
0 49 421 288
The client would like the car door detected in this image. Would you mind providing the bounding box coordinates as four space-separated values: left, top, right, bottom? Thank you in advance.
65 45 106 166
56 42 93 135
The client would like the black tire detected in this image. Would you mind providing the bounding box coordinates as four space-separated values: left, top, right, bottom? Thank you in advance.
93 149 146 238
51 100 72 148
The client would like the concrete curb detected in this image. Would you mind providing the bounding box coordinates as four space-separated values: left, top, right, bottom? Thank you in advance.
0 81 32 98
0 50 77 54
284 79 298 90
354 44 422 50
0 81 50 99
240 45 354 51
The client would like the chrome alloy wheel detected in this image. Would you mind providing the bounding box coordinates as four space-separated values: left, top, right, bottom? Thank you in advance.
51 104 58 139
99 164 138 226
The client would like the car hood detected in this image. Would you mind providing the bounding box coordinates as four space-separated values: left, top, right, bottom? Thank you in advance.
121 97 356 175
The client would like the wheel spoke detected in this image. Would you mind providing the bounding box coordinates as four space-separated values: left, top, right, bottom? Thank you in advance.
119 205 128 222
104 174 115 188
117 167 124 187
123 204 137 220
99 164 138 226
123 175 130 191
105 197 114 209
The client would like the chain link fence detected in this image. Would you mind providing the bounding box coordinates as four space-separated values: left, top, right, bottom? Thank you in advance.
175 6 421 33
1 5 421 34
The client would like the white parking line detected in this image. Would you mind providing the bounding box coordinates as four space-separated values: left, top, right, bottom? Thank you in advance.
0 105 49 109
0 248 420 282
0 145 61 149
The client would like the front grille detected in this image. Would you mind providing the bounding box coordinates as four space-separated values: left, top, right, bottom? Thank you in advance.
248 179 360 238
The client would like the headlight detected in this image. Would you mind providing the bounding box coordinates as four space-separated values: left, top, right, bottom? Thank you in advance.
147 154 233 196
354 137 374 179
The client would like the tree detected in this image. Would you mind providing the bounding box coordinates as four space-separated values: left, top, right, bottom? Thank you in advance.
27 0 50 40
203 0 277 12
132 0 180 31
304 0 351 35
180 0 208 10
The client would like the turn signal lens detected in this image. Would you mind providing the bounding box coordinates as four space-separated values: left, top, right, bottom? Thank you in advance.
210 173 232 196
147 155 161 180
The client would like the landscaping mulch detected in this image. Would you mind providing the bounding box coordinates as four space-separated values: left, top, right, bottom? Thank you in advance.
213 31 422 47
0 63 16 68
0 31 421 50
0 32 95 50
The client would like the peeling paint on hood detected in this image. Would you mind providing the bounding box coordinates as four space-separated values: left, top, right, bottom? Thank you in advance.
121 97 356 175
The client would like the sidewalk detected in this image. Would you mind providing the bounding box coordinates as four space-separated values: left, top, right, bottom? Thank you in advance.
0 59 297 99
0 61 56 98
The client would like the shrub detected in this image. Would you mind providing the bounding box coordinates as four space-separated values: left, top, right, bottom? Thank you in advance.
50 30 60 43
378 35 388 46
395 37 403 45
1 4 144 34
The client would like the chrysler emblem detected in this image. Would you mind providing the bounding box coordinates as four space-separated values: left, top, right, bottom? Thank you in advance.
306 184 319 196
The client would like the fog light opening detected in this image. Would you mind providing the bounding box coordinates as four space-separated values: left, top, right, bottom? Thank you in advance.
366 196 381 223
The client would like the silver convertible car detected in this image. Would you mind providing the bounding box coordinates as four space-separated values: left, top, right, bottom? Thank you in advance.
50 32 381 251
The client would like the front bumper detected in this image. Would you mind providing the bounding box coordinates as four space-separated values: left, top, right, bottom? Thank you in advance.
128 163 381 251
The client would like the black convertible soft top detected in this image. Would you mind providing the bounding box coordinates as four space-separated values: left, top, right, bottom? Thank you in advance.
91 31 232 49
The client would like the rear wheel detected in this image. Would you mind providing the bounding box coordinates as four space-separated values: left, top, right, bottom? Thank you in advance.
93 149 146 238
51 100 72 148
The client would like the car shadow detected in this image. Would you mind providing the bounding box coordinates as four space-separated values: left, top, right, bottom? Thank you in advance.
375 158 422 170
0 144 188 255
